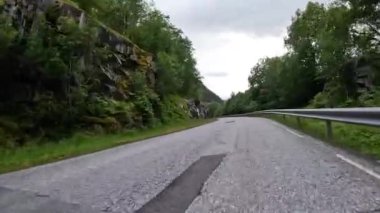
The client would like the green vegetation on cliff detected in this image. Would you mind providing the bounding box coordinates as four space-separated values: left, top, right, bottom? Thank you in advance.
0 0 220 150
224 0 380 114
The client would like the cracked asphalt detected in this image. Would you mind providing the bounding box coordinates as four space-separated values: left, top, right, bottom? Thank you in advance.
1 117 380 212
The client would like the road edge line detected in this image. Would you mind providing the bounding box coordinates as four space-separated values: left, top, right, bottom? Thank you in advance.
271 122 304 138
284 128 304 138
336 154 380 180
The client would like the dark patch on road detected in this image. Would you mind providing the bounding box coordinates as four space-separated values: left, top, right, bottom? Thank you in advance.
136 154 226 213
225 121 235 124
358 209 380 213
0 186 98 213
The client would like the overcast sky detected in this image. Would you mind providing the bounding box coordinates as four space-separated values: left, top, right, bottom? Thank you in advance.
153 0 330 99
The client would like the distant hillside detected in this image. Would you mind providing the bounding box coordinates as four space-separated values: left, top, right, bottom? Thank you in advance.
199 83 223 103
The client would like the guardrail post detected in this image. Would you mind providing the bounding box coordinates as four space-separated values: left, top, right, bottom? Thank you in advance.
326 120 333 140
297 117 301 128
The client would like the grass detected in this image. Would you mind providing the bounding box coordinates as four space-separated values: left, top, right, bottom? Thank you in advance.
0 119 216 174
267 115 380 159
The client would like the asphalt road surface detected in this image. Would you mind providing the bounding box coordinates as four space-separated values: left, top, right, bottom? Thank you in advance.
1 118 380 212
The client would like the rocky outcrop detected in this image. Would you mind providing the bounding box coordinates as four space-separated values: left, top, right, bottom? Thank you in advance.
0 0 213 146
3 0 156 101
187 100 208 119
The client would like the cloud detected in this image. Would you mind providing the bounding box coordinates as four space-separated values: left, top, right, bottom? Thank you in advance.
153 0 332 99
195 32 286 99
204 72 229 77
154 0 331 36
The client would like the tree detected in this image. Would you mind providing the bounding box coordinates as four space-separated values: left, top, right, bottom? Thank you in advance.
224 0 380 114
0 15 17 55
71 0 105 13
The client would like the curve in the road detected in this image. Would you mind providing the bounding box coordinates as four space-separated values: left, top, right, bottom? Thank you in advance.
1 118 380 212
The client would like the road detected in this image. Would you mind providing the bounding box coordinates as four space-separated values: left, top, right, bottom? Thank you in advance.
1 117 380 212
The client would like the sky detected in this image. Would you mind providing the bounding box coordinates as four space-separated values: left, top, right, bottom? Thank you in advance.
153 0 330 100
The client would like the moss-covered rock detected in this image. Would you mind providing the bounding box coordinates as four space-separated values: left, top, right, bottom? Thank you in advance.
82 116 121 132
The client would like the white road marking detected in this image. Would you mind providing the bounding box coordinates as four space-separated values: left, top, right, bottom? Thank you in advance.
284 128 304 138
337 154 380 180
271 122 304 138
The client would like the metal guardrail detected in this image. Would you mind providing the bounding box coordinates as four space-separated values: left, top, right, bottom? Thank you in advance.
229 107 380 139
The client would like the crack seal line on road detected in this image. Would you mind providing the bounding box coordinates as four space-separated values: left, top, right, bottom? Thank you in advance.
337 154 380 180
136 154 226 213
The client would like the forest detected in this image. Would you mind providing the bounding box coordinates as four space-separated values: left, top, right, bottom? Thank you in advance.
224 0 380 115
0 0 221 148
